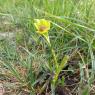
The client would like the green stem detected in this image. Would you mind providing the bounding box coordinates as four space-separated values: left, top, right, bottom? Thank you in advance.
43 34 58 68
51 83 56 95
43 33 58 95
50 45 58 68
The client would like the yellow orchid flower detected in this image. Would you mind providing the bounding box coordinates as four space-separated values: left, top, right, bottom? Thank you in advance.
34 19 50 34
34 19 51 44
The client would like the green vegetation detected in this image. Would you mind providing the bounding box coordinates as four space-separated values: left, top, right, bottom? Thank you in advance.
0 0 95 95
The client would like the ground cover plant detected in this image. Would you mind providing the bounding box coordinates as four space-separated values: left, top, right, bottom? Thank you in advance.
0 0 95 95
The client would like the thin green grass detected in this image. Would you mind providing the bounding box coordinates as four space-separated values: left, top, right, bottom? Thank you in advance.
0 0 95 95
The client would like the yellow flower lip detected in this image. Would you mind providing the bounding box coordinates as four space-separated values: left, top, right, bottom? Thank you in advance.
34 19 50 34
39 25 47 32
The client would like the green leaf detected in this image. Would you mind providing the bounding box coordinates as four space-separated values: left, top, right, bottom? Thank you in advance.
82 87 89 95
59 55 69 71
53 55 69 84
